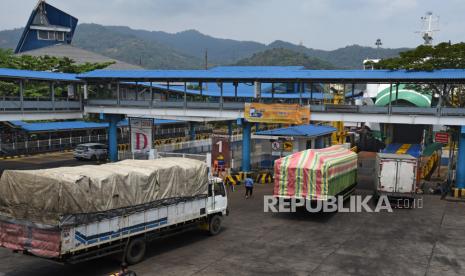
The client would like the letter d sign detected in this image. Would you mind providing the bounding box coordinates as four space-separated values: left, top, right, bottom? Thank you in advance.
136 132 148 150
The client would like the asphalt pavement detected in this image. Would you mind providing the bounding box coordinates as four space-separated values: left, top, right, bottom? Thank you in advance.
0 153 464 275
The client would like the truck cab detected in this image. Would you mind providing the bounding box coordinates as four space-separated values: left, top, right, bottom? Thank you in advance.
207 177 228 216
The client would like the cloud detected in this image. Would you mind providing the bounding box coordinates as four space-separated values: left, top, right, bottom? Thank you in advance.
0 0 463 49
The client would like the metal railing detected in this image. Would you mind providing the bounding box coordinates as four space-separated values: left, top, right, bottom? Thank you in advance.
0 135 111 156
118 135 272 171
0 96 81 111
311 104 465 116
86 98 465 117
154 126 211 136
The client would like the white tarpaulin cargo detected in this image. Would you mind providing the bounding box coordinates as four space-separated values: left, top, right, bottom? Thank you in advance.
0 158 208 224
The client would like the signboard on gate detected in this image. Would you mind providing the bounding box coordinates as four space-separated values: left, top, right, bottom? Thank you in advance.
244 103 310 124
283 141 293 152
434 132 449 144
211 134 231 175
130 118 153 153
271 141 281 151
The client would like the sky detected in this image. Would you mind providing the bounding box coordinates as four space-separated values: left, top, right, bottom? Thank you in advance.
0 0 464 50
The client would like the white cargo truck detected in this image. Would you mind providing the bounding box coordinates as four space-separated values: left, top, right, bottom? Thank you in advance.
375 153 418 199
0 158 228 264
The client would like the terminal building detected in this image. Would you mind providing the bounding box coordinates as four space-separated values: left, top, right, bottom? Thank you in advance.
14 0 142 70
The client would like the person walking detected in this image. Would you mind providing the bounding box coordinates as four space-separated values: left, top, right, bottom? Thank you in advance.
244 176 254 199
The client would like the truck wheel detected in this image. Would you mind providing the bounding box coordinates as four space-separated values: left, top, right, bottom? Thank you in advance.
209 215 222 236
125 238 146 265
91 155 97 161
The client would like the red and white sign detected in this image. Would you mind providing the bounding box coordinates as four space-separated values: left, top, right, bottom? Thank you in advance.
211 135 230 174
271 141 281 151
130 118 153 153
434 132 449 144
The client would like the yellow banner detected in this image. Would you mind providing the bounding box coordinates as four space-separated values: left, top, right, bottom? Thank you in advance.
244 103 310 124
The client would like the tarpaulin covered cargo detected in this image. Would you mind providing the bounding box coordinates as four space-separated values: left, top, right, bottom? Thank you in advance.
0 158 208 225
274 146 357 200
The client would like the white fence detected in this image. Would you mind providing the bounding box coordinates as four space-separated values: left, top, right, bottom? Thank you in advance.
0 135 110 155
118 134 274 171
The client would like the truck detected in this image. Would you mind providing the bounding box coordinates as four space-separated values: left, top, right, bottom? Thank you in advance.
0 158 228 265
274 145 358 203
375 153 418 201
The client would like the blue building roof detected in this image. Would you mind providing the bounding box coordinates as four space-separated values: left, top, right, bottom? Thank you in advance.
0 68 79 82
9 119 182 132
209 66 305 71
9 120 111 132
78 69 465 82
255 124 336 138
3 67 465 85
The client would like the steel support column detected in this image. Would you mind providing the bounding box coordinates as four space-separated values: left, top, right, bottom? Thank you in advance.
184 82 187 109
190 122 196 141
242 120 251 172
220 82 224 110
51 82 55 111
108 114 123 162
228 121 233 137
116 82 121 106
19 80 24 112
150 82 154 108
388 83 393 114
456 126 465 189
271 83 275 101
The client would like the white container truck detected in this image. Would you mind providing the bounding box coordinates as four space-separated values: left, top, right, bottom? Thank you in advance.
375 153 418 199
0 158 228 264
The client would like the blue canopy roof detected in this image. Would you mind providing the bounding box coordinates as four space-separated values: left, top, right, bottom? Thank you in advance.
209 66 305 71
9 120 113 132
0 68 79 82
78 69 465 82
255 124 336 138
9 119 182 132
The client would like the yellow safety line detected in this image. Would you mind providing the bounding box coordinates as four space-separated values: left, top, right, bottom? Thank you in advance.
396 144 411 154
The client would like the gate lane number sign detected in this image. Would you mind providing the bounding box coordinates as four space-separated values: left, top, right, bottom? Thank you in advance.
434 132 449 144
130 117 153 153
212 135 231 174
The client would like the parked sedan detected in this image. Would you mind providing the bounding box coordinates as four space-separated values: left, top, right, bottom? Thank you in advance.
74 143 108 161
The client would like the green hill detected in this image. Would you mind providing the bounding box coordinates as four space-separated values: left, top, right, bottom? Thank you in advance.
0 23 408 69
73 24 202 69
235 48 337 69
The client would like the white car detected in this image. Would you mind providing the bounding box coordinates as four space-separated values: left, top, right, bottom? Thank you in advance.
74 143 108 161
